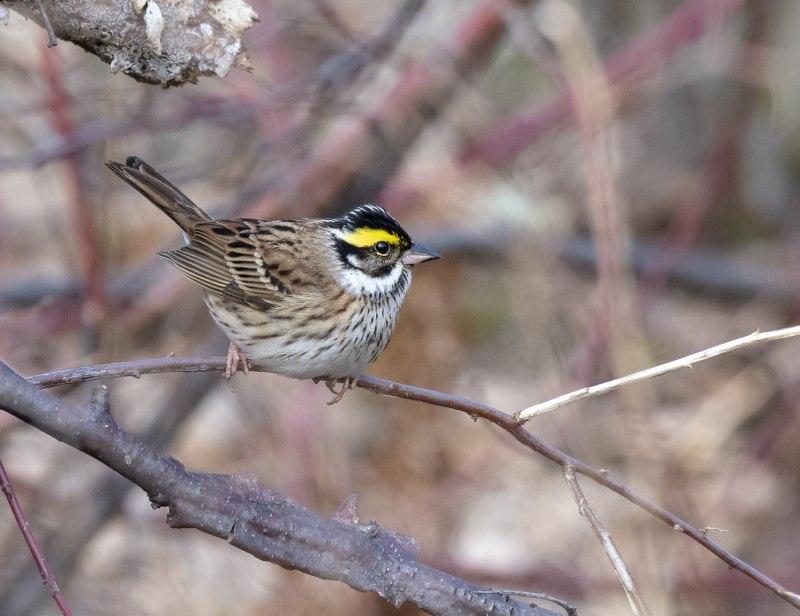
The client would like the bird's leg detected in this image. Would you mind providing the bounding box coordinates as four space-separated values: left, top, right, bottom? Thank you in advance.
224 342 250 381
325 376 357 405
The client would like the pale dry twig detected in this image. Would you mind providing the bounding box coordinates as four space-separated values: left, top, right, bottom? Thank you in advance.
515 326 800 422
563 466 650 616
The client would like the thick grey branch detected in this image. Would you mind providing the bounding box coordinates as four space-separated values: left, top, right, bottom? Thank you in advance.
29 356 797 608
0 362 558 616
3 0 257 85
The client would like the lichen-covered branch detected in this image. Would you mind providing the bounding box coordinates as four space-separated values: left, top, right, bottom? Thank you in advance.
2 0 258 86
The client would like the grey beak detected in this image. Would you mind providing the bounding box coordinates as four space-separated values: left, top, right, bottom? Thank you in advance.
402 241 440 266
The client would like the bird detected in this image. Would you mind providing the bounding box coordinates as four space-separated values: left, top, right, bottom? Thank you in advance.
106 157 440 402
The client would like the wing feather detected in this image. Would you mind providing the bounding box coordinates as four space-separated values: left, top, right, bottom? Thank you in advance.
159 219 325 310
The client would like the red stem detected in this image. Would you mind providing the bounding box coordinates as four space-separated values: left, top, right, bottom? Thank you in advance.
40 45 106 348
0 458 73 616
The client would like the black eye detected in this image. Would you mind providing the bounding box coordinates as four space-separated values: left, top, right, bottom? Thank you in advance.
374 241 390 256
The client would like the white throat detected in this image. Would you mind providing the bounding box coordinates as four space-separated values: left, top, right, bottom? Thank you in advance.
338 261 408 297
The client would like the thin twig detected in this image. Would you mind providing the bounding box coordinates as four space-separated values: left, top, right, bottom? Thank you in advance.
563 466 650 616
28 356 227 388
34 0 58 47
0 458 72 616
474 589 577 616
22 355 800 609
515 326 800 422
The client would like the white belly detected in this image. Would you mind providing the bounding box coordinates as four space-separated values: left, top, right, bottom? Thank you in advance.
205 290 405 380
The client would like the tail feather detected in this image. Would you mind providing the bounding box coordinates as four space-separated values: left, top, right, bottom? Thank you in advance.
105 157 212 235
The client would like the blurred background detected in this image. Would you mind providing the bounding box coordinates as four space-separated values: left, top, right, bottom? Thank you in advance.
2 0 800 614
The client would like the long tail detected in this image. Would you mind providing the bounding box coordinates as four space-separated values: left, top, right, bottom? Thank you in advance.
105 156 212 235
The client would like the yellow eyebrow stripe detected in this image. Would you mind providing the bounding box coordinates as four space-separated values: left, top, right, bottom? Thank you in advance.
342 227 401 248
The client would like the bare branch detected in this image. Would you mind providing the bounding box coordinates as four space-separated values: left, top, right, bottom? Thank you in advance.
358 374 800 610
516 326 800 421
0 367 220 614
21 355 800 609
3 0 257 86
563 467 650 616
1 362 557 616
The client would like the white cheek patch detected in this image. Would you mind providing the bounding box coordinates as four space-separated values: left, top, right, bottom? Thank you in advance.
346 253 360 269
339 261 407 296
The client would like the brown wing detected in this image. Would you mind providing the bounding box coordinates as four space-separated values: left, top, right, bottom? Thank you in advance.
159 219 321 310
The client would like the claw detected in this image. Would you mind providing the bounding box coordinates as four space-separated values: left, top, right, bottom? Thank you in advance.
224 342 250 389
325 376 358 405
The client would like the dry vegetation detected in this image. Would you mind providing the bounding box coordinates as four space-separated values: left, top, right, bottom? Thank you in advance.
1 0 800 615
